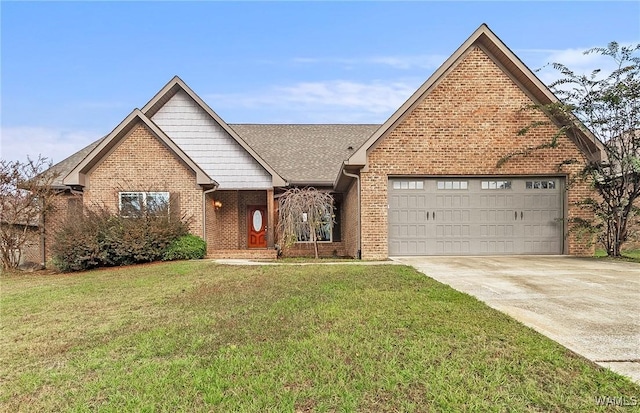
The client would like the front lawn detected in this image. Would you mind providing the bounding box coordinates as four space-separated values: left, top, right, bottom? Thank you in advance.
595 249 640 262
1 262 637 412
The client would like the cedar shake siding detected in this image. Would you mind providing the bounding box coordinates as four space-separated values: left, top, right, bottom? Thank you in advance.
151 90 273 190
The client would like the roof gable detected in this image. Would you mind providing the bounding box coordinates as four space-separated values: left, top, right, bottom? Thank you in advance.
63 109 216 187
346 23 604 168
142 76 286 187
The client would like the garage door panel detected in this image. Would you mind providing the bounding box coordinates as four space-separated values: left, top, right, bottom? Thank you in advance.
480 240 515 254
437 240 470 254
388 177 563 255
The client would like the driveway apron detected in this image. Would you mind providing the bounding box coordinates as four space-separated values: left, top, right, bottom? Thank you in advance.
393 256 640 384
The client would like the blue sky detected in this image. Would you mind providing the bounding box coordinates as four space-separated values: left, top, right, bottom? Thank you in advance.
1 1 639 164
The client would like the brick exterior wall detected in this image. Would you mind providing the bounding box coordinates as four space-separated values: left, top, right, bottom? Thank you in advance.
206 190 268 253
360 46 594 259
207 190 239 250
83 122 204 236
281 241 346 258
42 192 83 266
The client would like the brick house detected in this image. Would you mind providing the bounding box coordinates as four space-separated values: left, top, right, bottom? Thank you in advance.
40 24 603 263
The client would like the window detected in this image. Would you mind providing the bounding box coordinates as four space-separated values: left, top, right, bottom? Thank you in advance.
119 192 169 217
525 180 556 190
392 180 424 190
437 180 468 190
297 202 340 243
481 180 511 190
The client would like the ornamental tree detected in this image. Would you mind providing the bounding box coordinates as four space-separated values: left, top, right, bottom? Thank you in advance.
511 42 639 256
276 187 334 259
0 157 60 270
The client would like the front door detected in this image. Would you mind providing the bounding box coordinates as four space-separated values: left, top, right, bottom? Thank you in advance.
248 206 267 248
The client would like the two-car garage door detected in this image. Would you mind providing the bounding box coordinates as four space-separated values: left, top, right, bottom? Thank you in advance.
388 177 564 255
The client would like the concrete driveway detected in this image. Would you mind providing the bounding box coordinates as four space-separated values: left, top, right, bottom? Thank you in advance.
392 256 640 383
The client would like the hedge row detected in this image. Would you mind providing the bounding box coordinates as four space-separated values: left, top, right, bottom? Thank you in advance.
52 206 205 272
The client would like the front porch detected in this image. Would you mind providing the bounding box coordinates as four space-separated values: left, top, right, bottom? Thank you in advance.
205 189 277 258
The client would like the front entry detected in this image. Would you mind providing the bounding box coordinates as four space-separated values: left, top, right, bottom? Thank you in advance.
248 206 267 248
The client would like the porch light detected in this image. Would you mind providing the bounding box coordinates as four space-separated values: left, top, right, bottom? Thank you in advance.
213 200 223 209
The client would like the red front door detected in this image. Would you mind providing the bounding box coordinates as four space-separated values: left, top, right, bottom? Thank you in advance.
248 206 267 248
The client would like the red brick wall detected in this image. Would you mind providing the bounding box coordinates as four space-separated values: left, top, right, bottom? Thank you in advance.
361 46 593 259
84 122 203 236
208 190 239 250
281 241 346 258
206 190 267 253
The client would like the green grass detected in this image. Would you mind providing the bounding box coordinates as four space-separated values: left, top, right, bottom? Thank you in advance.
1 262 637 412
594 249 640 262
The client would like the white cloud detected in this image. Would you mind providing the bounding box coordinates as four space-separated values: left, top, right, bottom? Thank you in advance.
207 79 419 123
291 54 447 70
0 126 99 164
518 45 634 87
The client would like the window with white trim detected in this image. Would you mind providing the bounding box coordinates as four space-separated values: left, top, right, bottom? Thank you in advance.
119 192 169 217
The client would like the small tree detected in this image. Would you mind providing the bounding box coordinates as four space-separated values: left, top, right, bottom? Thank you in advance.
0 157 60 270
509 42 639 256
276 187 334 259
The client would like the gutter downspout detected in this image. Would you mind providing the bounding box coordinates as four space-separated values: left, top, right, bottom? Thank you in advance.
342 169 361 260
203 187 218 244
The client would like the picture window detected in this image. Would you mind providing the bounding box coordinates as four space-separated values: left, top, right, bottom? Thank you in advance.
119 192 169 217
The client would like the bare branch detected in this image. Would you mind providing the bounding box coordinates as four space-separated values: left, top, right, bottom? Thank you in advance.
276 187 334 259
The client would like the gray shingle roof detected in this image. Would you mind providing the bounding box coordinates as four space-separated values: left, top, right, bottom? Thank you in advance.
230 124 380 184
47 124 380 188
48 137 105 187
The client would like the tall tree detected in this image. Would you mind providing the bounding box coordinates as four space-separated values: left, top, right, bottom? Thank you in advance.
276 187 334 259
0 157 60 270
512 43 639 256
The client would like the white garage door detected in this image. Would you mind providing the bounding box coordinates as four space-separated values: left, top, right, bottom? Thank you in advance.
388 177 564 255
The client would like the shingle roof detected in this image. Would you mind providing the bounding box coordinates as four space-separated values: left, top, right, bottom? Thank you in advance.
230 124 380 184
48 137 105 188
46 124 380 189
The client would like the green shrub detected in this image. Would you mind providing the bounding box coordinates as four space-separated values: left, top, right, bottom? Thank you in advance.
52 205 189 272
163 234 206 261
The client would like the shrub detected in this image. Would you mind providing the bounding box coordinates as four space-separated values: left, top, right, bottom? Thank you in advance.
52 205 189 272
163 234 207 261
